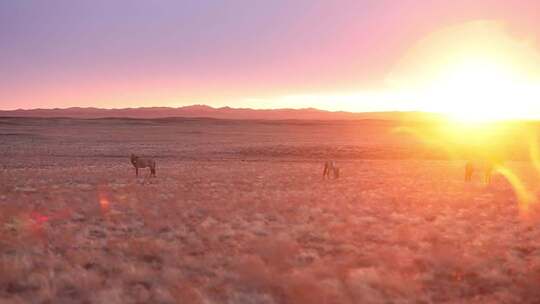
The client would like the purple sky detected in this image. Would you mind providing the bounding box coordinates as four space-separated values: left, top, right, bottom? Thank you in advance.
1 0 539 110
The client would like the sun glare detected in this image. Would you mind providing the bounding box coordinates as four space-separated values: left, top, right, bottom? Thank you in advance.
425 60 534 122
387 20 540 122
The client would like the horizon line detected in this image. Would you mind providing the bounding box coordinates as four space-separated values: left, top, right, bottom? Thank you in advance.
0 104 433 114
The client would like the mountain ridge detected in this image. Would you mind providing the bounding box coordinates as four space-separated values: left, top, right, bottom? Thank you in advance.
0 105 442 121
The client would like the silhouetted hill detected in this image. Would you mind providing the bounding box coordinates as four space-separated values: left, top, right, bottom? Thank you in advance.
0 105 442 121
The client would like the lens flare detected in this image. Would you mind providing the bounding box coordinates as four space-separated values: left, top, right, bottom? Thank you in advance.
98 191 110 215
495 166 536 209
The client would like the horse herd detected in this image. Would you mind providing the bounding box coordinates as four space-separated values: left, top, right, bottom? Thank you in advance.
130 153 495 184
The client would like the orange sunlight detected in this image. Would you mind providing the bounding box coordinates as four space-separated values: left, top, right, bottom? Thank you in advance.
423 60 540 122
388 20 540 122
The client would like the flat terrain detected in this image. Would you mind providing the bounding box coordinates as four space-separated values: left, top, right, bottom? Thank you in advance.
1 117 540 303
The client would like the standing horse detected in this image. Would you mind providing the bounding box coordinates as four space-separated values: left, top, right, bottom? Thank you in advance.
323 161 340 179
130 154 156 177
464 160 494 184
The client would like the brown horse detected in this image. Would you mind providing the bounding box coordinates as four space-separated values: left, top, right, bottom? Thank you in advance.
130 154 156 177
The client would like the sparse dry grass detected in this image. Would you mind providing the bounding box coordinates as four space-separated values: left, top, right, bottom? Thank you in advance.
1 118 540 303
1 160 540 303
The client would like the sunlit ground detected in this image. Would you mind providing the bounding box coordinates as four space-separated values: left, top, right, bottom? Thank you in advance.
2 117 540 303
395 113 540 217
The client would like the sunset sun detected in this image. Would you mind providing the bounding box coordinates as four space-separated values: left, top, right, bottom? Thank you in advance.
426 60 535 122
389 20 540 122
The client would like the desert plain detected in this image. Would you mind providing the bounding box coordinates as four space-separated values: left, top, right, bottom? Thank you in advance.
1 117 540 303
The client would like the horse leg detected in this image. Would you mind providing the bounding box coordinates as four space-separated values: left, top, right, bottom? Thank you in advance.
485 169 492 185
464 163 473 182
334 167 340 179
151 162 156 177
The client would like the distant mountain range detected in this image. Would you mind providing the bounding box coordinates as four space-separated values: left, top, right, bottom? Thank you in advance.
0 105 442 121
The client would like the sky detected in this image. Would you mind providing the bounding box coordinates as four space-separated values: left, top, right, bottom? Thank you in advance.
1 0 540 116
